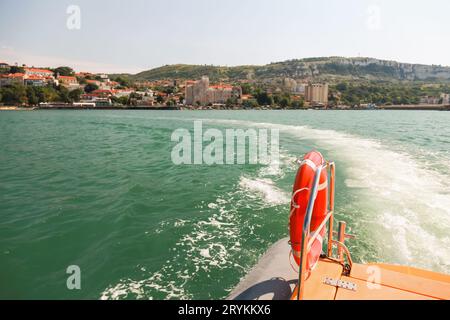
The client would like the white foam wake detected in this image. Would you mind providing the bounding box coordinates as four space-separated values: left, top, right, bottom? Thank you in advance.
195 118 450 273
101 192 248 300
100 116 450 299
239 176 290 206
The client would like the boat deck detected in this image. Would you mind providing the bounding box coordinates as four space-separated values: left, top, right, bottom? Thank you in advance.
228 238 450 300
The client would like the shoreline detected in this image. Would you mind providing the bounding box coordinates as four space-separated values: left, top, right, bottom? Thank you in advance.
1 104 450 111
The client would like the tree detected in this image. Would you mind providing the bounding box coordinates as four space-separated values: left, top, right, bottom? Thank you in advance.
242 99 259 109
78 77 87 85
113 76 131 87
156 95 164 104
54 66 74 77
111 96 124 105
226 97 238 108
38 86 59 102
163 86 175 94
291 99 304 109
336 83 348 91
255 91 273 106
84 83 99 93
273 94 281 105
26 87 39 106
118 96 129 105
1 84 27 105
0 67 9 75
9 66 25 74
58 86 70 102
241 83 253 95
68 88 83 102
280 96 291 108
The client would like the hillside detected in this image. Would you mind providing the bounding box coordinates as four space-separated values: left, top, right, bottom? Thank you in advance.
125 57 450 83
132 64 256 82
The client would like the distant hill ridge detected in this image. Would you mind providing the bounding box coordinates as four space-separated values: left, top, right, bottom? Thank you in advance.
121 57 450 82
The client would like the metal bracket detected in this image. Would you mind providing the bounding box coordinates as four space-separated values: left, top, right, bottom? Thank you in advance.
332 230 356 239
323 277 357 291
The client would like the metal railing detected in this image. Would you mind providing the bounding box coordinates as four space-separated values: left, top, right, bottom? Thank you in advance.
294 161 353 300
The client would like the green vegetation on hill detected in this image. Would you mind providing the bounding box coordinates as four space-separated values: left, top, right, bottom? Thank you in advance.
330 82 450 106
52 66 75 76
0 84 83 106
125 57 450 83
132 64 256 82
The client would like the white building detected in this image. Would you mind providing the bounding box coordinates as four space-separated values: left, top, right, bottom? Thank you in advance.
304 83 329 105
0 62 9 70
24 67 54 78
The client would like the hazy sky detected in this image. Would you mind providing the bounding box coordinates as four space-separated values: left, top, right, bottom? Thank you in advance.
0 0 449 73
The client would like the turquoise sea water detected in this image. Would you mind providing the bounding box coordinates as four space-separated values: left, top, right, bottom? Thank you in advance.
0 110 449 299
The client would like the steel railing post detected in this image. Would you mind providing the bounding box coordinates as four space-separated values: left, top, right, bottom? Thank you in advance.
297 164 323 300
327 162 335 257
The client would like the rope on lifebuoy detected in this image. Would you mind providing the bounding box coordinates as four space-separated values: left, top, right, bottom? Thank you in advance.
288 187 310 274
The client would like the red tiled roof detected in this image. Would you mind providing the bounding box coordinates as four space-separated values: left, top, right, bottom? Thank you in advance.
4 73 25 78
26 74 44 80
91 89 113 96
58 76 77 81
210 85 233 90
75 72 93 78
24 67 53 74
115 89 134 93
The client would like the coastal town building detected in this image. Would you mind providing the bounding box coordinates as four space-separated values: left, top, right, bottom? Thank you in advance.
114 88 135 98
420 96 441 104
97 79 120 91
185 76 242 106
283 78 306 94
108 81 120 88
80 89 113 106
97 73 109 81
80 97 111 106
24 67 54 78
0 72 57 87
0 62 9 70
58 75 77 85
128 89 156 106
0 73 25 87
85 79 102 87
304 83 329 105
24 74 46 87
440 93 450 105
57 75 80 90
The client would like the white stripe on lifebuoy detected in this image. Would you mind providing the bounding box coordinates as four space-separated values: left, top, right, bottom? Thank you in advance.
310 259 319 271
316 233 323 245
300 159 317 171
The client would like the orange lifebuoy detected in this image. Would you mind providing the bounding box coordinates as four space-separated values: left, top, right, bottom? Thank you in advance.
289 151 328 272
